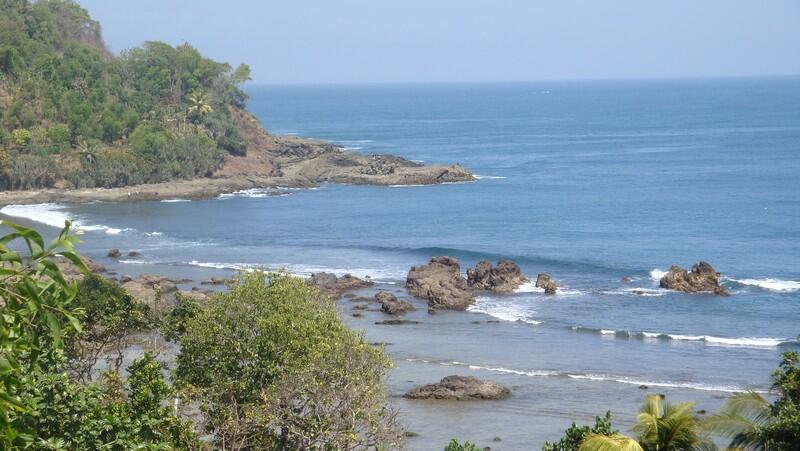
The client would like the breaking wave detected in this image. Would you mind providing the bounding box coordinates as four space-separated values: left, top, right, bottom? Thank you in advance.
0 203 133 235
405 358 765 394
730 278 800 293
570 326 797 348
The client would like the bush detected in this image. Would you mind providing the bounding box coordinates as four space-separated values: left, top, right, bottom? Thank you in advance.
175 272 403 450
65 274 155 382
445 439 481 451
542 412 616 451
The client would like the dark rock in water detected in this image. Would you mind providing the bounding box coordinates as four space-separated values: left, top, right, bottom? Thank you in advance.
659 261 729 296
493 437 502 442
352 304 368 310
351 313 362 318
535 273 558 295
308 272 373 299
406 256 474 310
201 277 228 285
639 384 649 390
376 290 416 315
466 260 529 292
107 248 121 258
127 251 141 257
404 375 511 400
343 293 357 299
621 276 633 283
375 319 420 325
404 431 420 438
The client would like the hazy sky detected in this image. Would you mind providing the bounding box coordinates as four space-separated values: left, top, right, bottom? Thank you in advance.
80 0 800 84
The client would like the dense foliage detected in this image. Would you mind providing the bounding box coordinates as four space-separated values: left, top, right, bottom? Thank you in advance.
0 221 199 449
0 0 251 190
173 272 404 450
541 412 617 451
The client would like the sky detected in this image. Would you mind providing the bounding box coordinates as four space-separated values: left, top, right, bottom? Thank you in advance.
79 0 800 85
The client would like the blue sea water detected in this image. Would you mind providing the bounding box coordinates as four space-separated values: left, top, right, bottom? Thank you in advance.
3 77 799 448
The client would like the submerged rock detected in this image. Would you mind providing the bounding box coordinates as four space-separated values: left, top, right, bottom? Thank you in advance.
375 291 416 315
659 261 728 296
535 273 558 295
404 375 511 400
466 260 528 293
375 319 420 325
406 256 474 310
107 248 121 258
201 276 228 285
307 272 373 299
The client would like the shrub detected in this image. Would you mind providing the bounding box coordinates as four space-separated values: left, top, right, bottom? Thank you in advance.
542 412 616 451
175 272 403 450
445 439 481 451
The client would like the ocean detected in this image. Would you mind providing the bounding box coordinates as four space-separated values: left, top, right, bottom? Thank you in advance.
3 77 799 449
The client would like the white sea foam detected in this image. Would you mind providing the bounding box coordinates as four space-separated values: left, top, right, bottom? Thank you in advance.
0 203 132 235
144 232 163 237
160 199 191 203
467 296 542 325
218 189 291 199
183 260 404 283
649 268 667 280
388 184 426 188
572 326 792 348
343 146 363 151
474 175 507 180
731 278 800 293
408 358 762 393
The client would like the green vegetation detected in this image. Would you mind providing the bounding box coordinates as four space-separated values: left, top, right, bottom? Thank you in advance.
444 439 480 451
542 412 617 451
172 272 404 450
0 0 251 190
0 221 198 449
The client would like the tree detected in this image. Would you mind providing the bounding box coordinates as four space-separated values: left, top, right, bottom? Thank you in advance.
174 272 403 450
543 412 618 451
703 352 800 450
0 220 86 448
631 394 711 451
76 139 99 165
187 90 213 123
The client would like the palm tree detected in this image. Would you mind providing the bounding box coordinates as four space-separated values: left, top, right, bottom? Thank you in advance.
631 394 712 451
702 392 770 450
77 140 98 165
187 90 213 123
579 433 644 451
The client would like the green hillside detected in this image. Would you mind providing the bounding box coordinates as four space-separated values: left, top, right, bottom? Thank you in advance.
0 0 252 190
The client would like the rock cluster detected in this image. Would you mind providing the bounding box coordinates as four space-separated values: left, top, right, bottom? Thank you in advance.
535 273 558 295
659 261 728 296
375 291 415 315
307 272 373 299
404 375 511 400
406 257 474 310
466 260 529 293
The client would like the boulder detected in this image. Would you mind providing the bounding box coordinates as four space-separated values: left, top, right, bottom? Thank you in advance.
121 274 178 308
201 276 228 285
375 291 416 315
406 256 474 310
659 262 729 296
466 260 528 292
404 375 511 400
535 273 558 295
127 251 141 257
307 272 373 299
107 248 121 258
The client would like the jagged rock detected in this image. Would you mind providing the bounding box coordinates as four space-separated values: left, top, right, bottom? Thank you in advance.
535 273 558 295
406 257 474 310
201 277 228 285
121 274 178 308
375 291 416 315
466 260 528 292
404 375 511 400
107 248 121 258
307 272 373 299
659 261 728 296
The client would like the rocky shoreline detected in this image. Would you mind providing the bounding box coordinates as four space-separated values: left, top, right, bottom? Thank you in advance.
0 110 475 207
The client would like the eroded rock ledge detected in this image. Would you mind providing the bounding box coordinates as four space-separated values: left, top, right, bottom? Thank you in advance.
660 261 728 296
404 375 511 400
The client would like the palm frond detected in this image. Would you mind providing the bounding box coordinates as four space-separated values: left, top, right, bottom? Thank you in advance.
579 433 644 451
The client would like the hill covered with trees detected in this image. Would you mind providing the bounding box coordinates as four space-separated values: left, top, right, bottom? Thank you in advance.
0 0 251 190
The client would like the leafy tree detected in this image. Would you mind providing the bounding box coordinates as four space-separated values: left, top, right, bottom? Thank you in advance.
174 272 403 450
703 351 800 450
543 412 617 451
65 274 155 382
187 90 213 123
631 394 711 451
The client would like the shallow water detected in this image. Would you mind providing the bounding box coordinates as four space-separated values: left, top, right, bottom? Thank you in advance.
3 78 799 449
